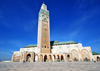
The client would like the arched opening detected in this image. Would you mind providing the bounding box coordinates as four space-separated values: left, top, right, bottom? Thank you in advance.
81 49 90 61
71 50 79 61
26 54 31 62
57 55 60 62
84 57 88 61
97 57 100 62
67 55 70 57
74 58 77 61
61 55 64 61
67 55 70 62
40 55 43 62
49 55 52 62
44 55 47 62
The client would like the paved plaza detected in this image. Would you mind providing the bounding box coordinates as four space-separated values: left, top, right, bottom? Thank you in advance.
0 62 100 71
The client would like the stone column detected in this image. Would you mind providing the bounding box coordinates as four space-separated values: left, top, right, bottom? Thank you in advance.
55 55 58 62
52 55 54 62
23 52 26 62
43 54 44 62
78 48 82 61
63 54 66 62
31 53 33 62
47 54 49 62
59 55 61 62
38 54 40 62
24 52 26 62
35 55 37 62
23 53 25 62
71 54 73 62
33 52 35 62
65 54 67 62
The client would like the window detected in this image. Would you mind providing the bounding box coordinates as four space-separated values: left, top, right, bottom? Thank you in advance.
42 46 43 48
45 46 46 48
42 15 44 17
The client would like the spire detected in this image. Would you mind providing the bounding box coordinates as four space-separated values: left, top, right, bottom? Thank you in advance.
41 2 47 10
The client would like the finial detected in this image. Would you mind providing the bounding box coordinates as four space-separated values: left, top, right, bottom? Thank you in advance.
43 2 44 4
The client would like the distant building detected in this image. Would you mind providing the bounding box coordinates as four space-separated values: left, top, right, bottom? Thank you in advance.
12 3 100 62
2 61 11 62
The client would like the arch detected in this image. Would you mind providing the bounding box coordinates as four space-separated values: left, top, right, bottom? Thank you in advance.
40 54 43 62
81 49 90 61
44 55 47 62
67 55 70 57
26 54 31 62
97 56 100 62
67 54 70 62
71 49 79 61
49 55 52 62
61 55 64 61
57 55 60 62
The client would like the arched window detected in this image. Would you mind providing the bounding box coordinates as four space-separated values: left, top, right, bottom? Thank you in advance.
67 55 70 58
45 46 46 48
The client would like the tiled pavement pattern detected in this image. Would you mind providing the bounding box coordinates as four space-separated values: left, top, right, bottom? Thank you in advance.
0 62 100 71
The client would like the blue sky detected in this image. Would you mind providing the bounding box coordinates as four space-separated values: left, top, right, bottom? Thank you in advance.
0 0 100 60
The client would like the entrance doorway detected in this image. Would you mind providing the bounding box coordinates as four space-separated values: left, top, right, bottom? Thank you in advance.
44 55 47 62
61 55 64 61
57 55 60 62
83 57 90 61
67 55 70 62
97 57 100 62
26 54 31 62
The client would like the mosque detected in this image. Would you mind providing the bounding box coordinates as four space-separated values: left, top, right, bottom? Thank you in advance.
11 3 100 62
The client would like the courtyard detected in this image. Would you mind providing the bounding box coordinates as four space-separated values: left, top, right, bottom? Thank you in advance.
0 62 100 71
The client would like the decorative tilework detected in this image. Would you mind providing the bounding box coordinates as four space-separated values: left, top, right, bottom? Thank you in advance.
46 16 49 19
39 9 49 16
43 18 47 20
42 15 44 17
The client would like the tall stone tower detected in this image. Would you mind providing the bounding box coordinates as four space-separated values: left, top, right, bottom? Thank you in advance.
37 3 51 53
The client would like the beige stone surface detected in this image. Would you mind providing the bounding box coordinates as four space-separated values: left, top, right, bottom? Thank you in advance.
0 62 100 71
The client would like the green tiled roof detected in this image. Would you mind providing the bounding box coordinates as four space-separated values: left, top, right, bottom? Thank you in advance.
51 41 77 45
92 51 99 55
24 44 37 48
50 41 59 43
24 41 77 48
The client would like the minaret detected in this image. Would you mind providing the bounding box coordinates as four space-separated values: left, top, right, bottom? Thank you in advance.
37 3 51 53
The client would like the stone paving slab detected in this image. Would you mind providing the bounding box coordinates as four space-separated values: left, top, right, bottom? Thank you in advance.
0 62 100 71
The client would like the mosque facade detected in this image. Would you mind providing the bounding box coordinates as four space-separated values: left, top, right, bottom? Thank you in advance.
11 3 100 62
